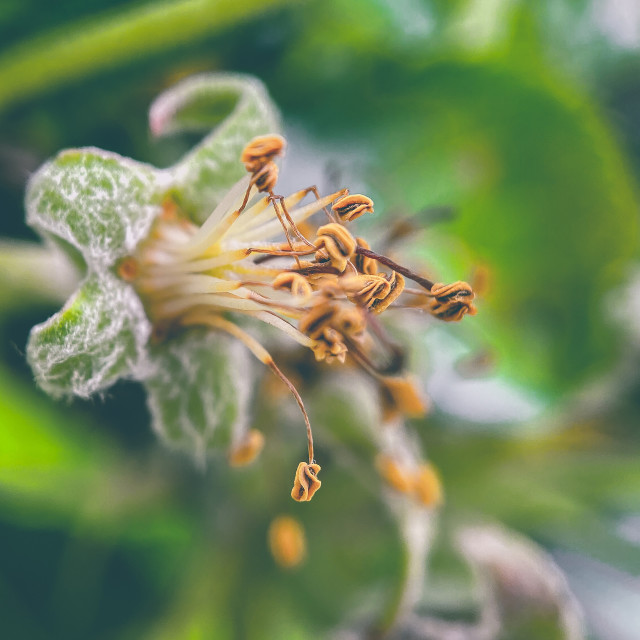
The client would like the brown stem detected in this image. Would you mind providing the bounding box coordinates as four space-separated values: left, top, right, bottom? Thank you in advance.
355 247 434 291
293 263 340 276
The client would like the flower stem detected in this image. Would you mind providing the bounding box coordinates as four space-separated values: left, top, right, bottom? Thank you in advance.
0 241 79 309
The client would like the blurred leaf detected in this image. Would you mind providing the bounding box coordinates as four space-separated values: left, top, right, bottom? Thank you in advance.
0 0 301 114
279 43 639 391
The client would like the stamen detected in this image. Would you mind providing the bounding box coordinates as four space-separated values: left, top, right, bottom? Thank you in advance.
241 134 286 172
176 175 254 257
413 463 444 507
314 223 357 272
152 293 270 318
354 246 435 292
228 429 265 467
249 311 316 349
428 281 477 321
268 515 307 567
291 461 322 502
271 194 316 247
332 194 374 222
376 454 415 494
272 272 313 301
232 190 347 243
141 249 250 276
182 313 316 465
137 272 242 292
231 190 308 234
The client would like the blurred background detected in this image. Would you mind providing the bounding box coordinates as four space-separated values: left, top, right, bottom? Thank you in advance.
1 0 640 638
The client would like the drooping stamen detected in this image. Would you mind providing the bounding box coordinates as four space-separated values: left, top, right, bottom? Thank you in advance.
182 313 316 464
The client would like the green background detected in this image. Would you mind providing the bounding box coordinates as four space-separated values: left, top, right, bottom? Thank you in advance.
1 1 640 638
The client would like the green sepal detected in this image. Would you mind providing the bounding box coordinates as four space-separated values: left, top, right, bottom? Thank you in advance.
143 329 252 461
26 272 151 399
150 73 280 223
26 147 161 269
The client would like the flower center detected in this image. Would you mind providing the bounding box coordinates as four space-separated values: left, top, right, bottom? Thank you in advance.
116 134 477 500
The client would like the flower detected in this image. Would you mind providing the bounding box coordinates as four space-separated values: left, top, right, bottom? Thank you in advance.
25 73 477 502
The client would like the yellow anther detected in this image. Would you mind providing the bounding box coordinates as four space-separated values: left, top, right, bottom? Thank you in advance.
299 303 338 340
354 238 378 275
268 516 307 569
333 307 366 339
314 223 357 272
342 273 389 306
413 462 444 507
311 328 348 364
429 281 477 321
332 194 374 222
241 134 286 172
380 375 428 418
272 272 313 301
291 461 322 502
370 272 405 314
376 454 415 494
228 429 265 467
253 160 279 193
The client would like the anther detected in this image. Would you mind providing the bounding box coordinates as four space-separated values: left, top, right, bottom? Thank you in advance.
354 238 378 275
253 161 279 194
228 429 265 467
413 462 444 507
312 327 348 364
272 272 313 301
332 194 374 222
291 461 322 502
333 307 366 339
241 134 286 173
429 281 477 321
379 375 428 418
298 303 338 340
376 454 415 494
314 223 357 272
268 516 307 568
370 271 405 313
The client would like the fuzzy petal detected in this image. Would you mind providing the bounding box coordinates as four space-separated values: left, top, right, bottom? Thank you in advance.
26 147 161 269
143 329 253 462
27 272 152 399
150 73 280 223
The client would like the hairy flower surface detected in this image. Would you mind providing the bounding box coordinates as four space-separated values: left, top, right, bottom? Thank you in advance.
25 74 476 501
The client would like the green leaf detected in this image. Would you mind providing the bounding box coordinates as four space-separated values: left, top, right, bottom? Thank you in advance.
391 60 639 392
26 147 161 268
0 0 300 114
291 56 638 392
143 329 253 461
152 73 280 223
26 272 151 398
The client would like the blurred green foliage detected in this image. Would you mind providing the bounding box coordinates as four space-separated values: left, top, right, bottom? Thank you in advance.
1 0 640 638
